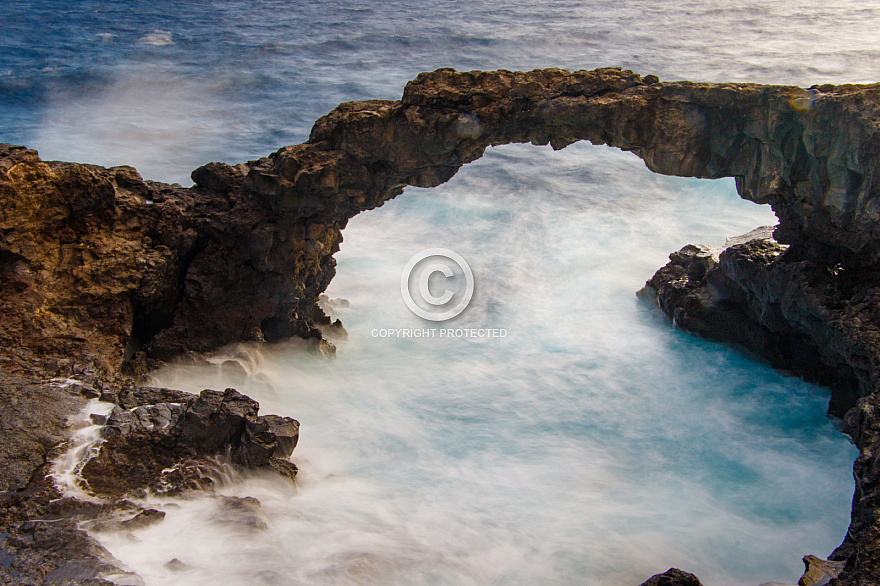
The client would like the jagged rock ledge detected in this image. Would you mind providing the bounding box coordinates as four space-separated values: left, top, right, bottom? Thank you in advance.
2 66 880 584
638 228 880 585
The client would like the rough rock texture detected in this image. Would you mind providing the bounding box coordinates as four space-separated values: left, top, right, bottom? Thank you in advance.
0 143 335 379
0 373 85 494
0 372 123 585
638 568 703 586
824 392 880 584
3 67 880 584
637 228 870 417
638 228 880 585
81 388 298 497
0 368 300 584
5 68 880 380
800 554 845 585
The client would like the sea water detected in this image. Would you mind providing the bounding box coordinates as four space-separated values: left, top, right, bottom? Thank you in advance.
3 1 878 584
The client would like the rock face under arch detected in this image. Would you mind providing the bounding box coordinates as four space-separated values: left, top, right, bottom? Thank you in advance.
2 67 880 584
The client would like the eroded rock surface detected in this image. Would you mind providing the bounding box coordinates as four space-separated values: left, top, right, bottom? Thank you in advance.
0 143 334 379
637 228 872 417
639 228 880 584
638 568 703 586
81 388 298 498
5 68 880 381
3 66 880 584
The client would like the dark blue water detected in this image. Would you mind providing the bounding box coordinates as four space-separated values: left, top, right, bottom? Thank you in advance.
15 2 879 585
2 0 878 182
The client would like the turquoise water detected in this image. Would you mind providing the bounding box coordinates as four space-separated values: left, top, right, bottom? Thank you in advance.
4 1 877 584
115 143 858 586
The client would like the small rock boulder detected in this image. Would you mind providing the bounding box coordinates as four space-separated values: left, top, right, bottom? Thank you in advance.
639 568 703 586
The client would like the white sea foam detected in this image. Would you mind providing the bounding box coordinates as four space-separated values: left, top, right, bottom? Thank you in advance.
87 144 859 586
11 1 879 583
139 32 174 47
51 398 116 502
34 64 235 185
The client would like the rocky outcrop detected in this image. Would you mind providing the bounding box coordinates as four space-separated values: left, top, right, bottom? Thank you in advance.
638 568 703 586
637 227 873 417
800 554 845 585
0 368 300 584
0 371 138 585
5 68 880 380
81 387 298 498
3 66 880 585
4 69 880 378
638 227 880 584
0 144 336 380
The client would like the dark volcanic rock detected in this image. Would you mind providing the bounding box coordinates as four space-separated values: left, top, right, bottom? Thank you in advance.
825 392 880 585
638 229 867 417
3 67 880 585
639 568 703 586
638 228 880 585
0 373 85 493
236 414 301 467
4 69 880 378
81 388 299 498
0 374 140 585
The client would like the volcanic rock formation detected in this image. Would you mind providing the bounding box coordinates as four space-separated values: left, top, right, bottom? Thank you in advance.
2 66 880 584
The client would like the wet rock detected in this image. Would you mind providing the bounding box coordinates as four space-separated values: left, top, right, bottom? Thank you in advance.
3 68 880 585
0 372 84 493
219 359 248 386
176 388 258 453
799 554 845 585
99 385 194 409
266 457 299 483
164 558 192 572
81 388 299 498
119 508 166 530
235 414 300 467
639 230 864 418
213 496 268 531
0 470 138 585
103 402 187 437
90 412 108 425
639 568 703 586
80 431 217 497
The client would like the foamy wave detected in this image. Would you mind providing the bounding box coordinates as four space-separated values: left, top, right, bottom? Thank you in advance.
139 31 173 46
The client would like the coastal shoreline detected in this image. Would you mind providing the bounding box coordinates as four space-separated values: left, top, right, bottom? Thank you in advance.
2 67 879 585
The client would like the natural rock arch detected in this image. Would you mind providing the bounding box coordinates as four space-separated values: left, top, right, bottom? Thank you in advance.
3 67 880 584
239 66 880 409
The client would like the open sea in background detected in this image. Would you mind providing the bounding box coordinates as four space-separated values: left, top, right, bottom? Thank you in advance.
3 1 880 584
